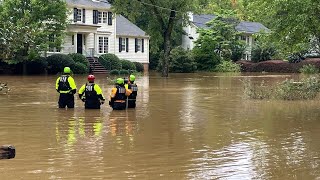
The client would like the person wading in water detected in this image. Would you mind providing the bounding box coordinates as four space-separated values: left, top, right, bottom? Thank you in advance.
56 67 77 108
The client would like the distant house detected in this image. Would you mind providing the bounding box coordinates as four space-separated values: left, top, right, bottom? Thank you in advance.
182 13 269 61
48 0 150 71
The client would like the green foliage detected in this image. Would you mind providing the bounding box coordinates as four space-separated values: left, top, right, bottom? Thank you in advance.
120 59 136 70
243 76 320 100
109 69 120 76
98 53 121 70
134 62 144 72
119 69 130 75
214 60 241 72
26 57 48 74
287 50 307 63
46 54 75 74
0 0 68 63
244 0 320 55
68 53 89 68
72 62 89 74
192 48 221 71
169 47 196 73
299 64 319 74
193 14 244 69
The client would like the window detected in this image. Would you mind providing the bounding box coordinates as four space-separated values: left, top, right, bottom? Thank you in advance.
98 11 108 24
119 37 128 52
241 35 246 41
99 36 108 54
135 38 145 52
48 34 61 52
76 9 82 21
72 35 74 45
103 12 108 23
121 38 126 51
74 8 85 23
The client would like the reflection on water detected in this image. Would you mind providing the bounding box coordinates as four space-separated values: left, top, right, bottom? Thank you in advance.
1 73 320 179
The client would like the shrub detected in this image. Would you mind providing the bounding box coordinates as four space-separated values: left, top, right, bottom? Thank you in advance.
109 69 120 75
169 47 196 73
287 51 307 63
72 62 89 74
26 57 48 74
46 54 75 74
214 60 241 72
98 53 121 70
121 59 136 70
134 62 144 72
68 53 89 67
119 69 130 75
243 76 320 100
251 44 276 63
230 43 246 62
299 64 319 74
192 48 221 71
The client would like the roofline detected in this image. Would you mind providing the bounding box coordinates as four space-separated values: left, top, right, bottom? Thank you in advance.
116 34 150 38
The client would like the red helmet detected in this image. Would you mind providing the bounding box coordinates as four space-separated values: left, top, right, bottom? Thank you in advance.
88 74 95 82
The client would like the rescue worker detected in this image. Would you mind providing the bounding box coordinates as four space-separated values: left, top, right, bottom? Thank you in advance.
109 78 131 110
56 67 77 108
125 75 138 108
78 74 105 109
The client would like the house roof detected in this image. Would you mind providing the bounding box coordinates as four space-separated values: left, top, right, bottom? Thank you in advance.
116 15 149 37
192 14 216 29
235 21 270 34
66 0 111 9
191 14 269 34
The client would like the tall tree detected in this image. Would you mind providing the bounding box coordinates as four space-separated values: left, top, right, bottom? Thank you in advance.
0 0 67 67
243 0 320 55
111 0 194 77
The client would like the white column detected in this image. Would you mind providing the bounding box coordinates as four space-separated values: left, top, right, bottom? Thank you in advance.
74 32 77 53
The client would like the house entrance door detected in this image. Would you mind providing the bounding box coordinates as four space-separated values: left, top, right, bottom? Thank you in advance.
77 34 83 54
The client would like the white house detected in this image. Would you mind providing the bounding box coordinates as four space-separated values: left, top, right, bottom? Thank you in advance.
182 13 269 61
48 0 149 71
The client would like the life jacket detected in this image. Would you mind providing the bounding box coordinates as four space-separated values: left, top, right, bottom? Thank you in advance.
58 75 71 91
128 83 138 100
115 85 126 101
84 83 98 101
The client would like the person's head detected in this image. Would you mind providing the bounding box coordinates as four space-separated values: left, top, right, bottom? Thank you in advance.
116 78 124 86
129 75 136 83
124 77 128 84
64 67 71 74
87 74 95 83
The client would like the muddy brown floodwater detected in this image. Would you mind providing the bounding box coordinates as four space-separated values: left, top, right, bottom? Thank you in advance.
1 72 320 179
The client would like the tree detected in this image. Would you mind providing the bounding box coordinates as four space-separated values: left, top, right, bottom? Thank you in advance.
243 0 320 56
111 0 194 77
0 0 67 68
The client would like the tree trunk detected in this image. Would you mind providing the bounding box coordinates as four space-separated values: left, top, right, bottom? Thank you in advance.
161 10 176 77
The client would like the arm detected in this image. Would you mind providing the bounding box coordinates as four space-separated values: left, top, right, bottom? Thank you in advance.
55 77 60 92
125 89 132 96
78 84 85 99
94 84 105 101
68 76 77 94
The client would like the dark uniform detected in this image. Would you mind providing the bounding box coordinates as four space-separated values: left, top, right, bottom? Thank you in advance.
56 74 77 108
109 78 131 110
125 83 138 108
79 82 105 109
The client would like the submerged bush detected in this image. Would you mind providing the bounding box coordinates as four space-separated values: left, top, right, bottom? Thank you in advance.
99 53 121 70
134 62 144 72
109 69 120 75
214 60 241 72
299 64 319 74
243 76 320 100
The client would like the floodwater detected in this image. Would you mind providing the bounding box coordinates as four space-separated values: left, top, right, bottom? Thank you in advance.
1 72 320 179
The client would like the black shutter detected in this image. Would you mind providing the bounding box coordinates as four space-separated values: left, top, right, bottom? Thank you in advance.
119 38 122 52
82 9 85 23
142 39 144 53
126 38 129 52
93 10 98 24
135 38 138 52
108 12 112 25
73 8 77 22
